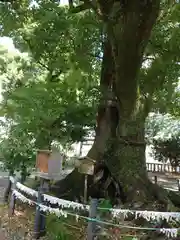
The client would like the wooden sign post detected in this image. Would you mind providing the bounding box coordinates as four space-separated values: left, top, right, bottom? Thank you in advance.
75 157 95 175
48 151 63 177
75 157 95 203
75 157 98 240
36 149 63 178
34 149 63 239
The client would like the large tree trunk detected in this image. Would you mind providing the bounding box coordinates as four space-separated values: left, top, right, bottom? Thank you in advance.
94 0 168 206
53 0 175 208
87 39 117 161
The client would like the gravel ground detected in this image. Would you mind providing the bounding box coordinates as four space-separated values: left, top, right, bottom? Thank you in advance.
0 175 49 240
0 177 8 203
0 177 23 239
0 176 7 239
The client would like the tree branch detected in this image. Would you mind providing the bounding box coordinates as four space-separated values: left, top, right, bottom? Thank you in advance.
68 0 73 9
71 3 91 13
69 0 103 19
23 37 63 81
23 37 50 71
156 0 177 25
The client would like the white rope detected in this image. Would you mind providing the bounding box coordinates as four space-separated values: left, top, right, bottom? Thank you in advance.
16 182 38 197
12 190 34 206
11 176 89 210
43 194 89 211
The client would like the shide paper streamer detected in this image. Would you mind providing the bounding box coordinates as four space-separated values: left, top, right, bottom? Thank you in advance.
10 177 180 238
111 208 180 222
13 177 180 223
43 194 89 211
14 178 89 210
12 189 179 238
16 182 38 197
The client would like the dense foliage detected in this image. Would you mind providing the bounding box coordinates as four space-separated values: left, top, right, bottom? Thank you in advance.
0 4 101 171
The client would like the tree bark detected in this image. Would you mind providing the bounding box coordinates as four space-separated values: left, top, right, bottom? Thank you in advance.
87 39 117 161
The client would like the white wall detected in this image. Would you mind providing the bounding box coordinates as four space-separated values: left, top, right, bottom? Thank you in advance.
67 142 162 164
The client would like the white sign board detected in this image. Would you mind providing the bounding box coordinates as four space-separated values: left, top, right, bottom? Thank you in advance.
78 159 95 175
48 152 63 176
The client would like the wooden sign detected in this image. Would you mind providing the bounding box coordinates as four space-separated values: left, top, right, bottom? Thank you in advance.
76 157 95 175
36 149 64 179
36 150 51 173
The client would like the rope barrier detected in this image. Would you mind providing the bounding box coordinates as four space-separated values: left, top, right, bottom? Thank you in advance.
12 189 180 238
11 177 180 223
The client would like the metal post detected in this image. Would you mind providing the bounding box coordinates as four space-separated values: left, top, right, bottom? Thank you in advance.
84 175 88 204
177 179 180 191
87 198 98 240
79 142 83 156
34 178 48 239
40 180 49 237
154 175 157 184
8 178 17 217
4 176 12 203
34 186 42 238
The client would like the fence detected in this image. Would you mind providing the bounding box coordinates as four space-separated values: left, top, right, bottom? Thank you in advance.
6 176 180 239
146 163 180 174
146 163 180 190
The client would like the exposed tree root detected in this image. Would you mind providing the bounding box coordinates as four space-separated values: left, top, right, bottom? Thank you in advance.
51 162 127 205
51 162 180 212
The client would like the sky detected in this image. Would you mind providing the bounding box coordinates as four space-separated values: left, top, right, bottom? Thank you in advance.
0 37 20 100
61 0 68 4
0 36 18 53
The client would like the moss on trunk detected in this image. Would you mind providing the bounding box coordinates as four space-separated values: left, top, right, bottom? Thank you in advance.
105 119 168 207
